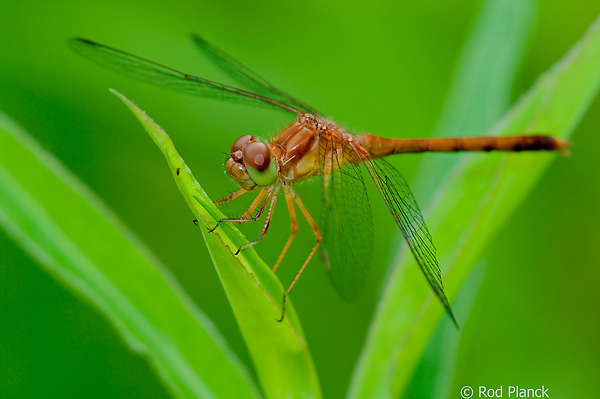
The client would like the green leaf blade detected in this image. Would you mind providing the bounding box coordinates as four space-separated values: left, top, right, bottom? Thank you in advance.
0 112 262 398
350 7 600 399
111 90 322 399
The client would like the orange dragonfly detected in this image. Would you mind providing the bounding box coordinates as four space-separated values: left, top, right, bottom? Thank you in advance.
71 35 568 324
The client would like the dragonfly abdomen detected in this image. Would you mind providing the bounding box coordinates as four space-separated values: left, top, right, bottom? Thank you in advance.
356 133 569 158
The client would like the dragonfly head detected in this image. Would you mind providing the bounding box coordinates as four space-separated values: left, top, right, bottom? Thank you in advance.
226 134 278 189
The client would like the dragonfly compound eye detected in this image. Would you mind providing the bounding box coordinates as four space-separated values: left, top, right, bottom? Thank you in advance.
231 134 254 154
242 141 277 186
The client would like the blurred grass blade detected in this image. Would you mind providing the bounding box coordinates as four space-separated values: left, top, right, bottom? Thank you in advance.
0 113 261 398
349 11 600 399
395 0 535 397
412 0 536 203
111 90 321 399
403 264 486 399
351 0 534 395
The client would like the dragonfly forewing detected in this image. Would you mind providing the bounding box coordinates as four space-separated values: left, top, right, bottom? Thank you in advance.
360 156 456 324
69 38 303 113
191 34 321 116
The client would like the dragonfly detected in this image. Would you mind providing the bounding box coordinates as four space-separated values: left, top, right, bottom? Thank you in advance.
70 35 568 324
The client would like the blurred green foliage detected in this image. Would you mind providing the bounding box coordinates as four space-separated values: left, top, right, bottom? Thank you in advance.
1 1 599 398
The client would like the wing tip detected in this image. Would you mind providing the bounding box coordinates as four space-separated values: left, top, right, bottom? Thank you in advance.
69 37 97 47
447 306 460 329
435 285 460 329
190 32 207 46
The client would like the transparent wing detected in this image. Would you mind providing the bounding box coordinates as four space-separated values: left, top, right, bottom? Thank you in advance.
360 156 456 324
69 38 302 114
191 34 322 116
319 134 374 299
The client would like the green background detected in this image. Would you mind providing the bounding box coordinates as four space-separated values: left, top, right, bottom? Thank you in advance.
1 0 599 398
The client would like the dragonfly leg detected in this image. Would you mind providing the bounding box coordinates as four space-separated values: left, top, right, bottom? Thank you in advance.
277 190 322 322
272 188 298 273
214 188 248 205
208 187 268 233
235 188 279 255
